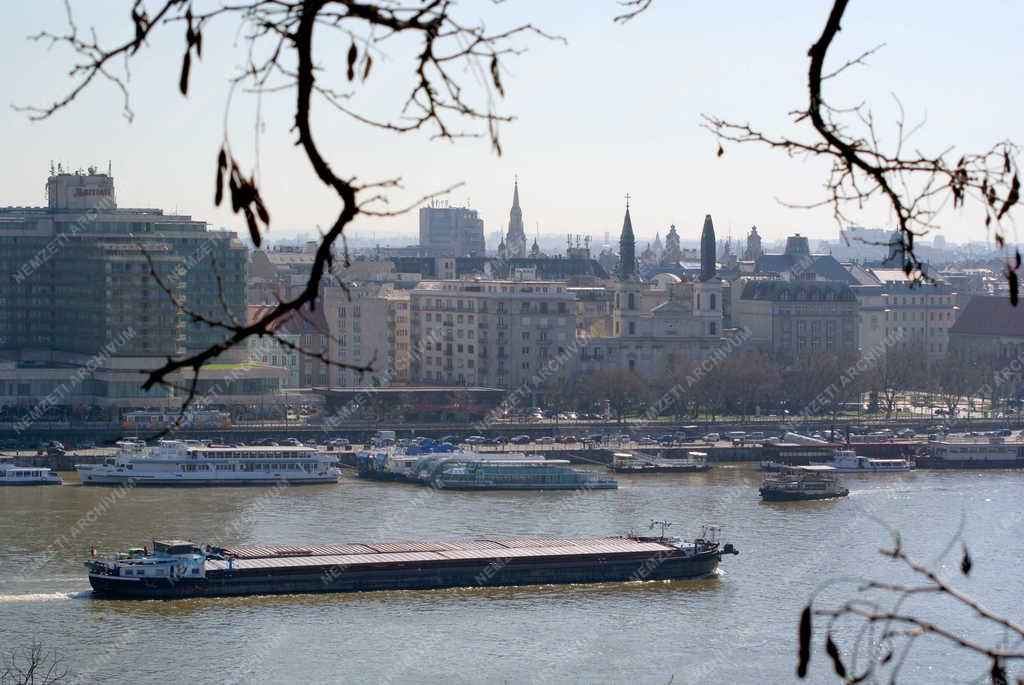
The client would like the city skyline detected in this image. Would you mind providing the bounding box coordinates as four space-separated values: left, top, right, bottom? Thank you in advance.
2 1 1020 248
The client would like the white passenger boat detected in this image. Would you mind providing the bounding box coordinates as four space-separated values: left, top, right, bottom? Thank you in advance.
811 449 914 473
918 436 1024 469
76 439 340 486
0 462 63 485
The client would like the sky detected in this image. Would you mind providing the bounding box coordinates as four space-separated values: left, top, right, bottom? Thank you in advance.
2 1 1021 250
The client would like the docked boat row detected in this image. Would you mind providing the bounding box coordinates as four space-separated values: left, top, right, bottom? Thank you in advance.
86 527 739 599
357 447 619 490
76 439 342 486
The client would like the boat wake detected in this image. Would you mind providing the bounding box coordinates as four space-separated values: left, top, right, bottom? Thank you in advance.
0 590 90 603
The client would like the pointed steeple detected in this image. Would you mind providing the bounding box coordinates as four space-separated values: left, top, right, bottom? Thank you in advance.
618 195 636 279
506 176 526 258
700 214 717 281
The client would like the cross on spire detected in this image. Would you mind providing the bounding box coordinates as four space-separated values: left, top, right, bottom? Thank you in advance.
624 192 631 209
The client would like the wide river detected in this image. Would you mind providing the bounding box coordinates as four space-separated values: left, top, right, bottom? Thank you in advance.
2 465 1022 684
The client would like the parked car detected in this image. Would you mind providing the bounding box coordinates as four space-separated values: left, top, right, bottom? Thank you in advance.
441 435 461 444
510 435 532 445
464 435 487 445
584 434 603 444
535 436 555 445
746 431 765 441
703 433 720 444
488 436 507 445
559 435 578 444
638 437 658 446
656 435 675 444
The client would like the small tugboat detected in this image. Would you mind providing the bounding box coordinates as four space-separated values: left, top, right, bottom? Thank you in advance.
759 465 849 501
811 448 914 473
608 451 711 473
86 525 738 599
0 462 63 485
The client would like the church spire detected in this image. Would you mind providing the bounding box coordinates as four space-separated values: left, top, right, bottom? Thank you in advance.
618 194 636 279
700 214 717 281
506 175 526 258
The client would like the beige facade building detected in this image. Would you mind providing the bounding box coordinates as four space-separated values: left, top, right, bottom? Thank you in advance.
851 270 960 361
732 278 859 360
322 283 411 387
409 279 577 388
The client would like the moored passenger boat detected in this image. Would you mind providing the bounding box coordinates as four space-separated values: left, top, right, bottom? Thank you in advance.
0 463 63 485
917 437 1024 469
358 448 618 490
86 527 739 599
810 449 914 473
759 465 849 501
609 451 711 473
76 439 340 486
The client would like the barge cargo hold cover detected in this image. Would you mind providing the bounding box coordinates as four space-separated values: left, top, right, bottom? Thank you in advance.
87 534 738 599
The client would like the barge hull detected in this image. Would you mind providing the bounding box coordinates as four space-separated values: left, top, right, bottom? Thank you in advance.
89 551 720 599
916 458 1024 470
759 489 849 501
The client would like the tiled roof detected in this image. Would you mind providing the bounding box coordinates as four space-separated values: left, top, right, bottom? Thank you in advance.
950 296 1024 337
754 254 859 283
740 279 857 302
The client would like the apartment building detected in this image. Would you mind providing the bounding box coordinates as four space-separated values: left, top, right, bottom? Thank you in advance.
851 269 960 360
322 283 411 387
409 279 577 388
732 278 859 360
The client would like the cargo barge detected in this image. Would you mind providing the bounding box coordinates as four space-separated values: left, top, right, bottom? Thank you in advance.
86 530 737 599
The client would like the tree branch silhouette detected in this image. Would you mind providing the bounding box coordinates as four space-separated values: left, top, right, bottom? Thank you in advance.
798 531 1024 683
703 0 1021 301
23 0 559 407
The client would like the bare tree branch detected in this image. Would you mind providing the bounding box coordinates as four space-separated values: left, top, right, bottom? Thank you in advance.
703 0 1021 301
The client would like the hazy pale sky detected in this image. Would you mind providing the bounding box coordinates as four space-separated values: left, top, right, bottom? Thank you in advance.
2 1 1021 249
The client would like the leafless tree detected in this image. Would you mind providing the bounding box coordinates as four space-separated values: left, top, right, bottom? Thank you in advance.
584 367 648 422
0 642 68 685
703 0 1022 300
868 346 927 419
931 353 987 420
798 531 1024 684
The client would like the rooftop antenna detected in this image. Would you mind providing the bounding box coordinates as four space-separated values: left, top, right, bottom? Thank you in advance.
108 160 112 176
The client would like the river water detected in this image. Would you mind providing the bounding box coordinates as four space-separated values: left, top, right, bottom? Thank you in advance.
1 465 1022 684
